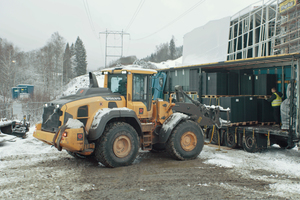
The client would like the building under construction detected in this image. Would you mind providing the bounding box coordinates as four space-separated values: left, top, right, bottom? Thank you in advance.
274 0 300 54
227 0 300 60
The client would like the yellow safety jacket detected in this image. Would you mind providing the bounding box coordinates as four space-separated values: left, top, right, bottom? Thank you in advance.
272 92 282 107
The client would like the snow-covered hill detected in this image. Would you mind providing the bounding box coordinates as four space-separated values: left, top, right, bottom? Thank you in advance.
60 57 182 96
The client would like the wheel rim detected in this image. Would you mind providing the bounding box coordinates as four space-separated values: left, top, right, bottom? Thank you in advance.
227 133 235 145
180 131 197 151
245 136 254 149
113 135 131 158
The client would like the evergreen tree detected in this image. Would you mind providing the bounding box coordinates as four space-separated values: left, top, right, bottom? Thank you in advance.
69 43 77 78
74 37 87 76
169 36 176 60
63 43 71 84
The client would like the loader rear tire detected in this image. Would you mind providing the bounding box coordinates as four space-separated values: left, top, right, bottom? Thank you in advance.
166 120 204 160
94 122 139 168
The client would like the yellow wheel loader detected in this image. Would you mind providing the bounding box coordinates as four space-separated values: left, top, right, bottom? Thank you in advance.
34 67 221 168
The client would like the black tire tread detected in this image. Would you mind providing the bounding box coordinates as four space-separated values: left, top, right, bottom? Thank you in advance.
95 122 139 168
166 120 203 160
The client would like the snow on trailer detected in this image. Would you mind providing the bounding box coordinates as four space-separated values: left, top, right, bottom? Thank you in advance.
159 53 300 153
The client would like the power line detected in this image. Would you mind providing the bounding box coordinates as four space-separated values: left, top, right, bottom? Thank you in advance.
82 0 98 39
133 0 206 41
99 30 130 68
82 0 105 67
125 0 146 32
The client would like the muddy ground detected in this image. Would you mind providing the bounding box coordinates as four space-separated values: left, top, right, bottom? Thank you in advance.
1 144 296 200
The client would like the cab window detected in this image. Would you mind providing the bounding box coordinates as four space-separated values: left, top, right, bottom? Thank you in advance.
133 74 152 111
108 74 127 96
77 105 88 126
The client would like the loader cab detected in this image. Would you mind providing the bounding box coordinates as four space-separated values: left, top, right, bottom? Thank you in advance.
103 67 157 119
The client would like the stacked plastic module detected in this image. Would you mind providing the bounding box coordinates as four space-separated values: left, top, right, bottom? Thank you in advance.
257 99 274 123
206 72 228 95
219 97 244 123
227 73 238 95
200 72 278 124
240 74 254 95
254 74 277 95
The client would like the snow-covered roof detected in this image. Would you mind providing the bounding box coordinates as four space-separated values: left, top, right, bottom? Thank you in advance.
101 65 157 74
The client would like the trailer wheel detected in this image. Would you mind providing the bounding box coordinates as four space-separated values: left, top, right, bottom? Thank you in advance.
242 133 258 153
94 122 139 168
166 120 204 160
208 128 219 145
224 129 237 148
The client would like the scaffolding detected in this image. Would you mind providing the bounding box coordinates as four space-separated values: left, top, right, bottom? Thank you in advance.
227 0 279 61
273 0 300 54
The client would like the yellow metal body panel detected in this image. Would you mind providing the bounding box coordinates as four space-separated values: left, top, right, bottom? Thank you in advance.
33 123 88 152
33 124 55 145
60 128 85 151
63 96 126 132
156 100 174 124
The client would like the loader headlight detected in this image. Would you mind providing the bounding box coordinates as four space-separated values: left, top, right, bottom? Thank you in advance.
44 103 48 107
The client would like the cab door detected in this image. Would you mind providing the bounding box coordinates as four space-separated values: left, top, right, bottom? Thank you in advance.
127 73 153 119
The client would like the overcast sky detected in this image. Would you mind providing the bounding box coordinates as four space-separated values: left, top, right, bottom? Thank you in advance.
0 0 264 71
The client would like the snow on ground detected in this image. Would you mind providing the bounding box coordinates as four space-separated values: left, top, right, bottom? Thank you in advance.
200 145 300 198
0 127 57 158
1 127 300 198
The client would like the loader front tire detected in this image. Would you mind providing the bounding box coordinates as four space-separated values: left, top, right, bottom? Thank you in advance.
166 120 204 160
94 122 139 168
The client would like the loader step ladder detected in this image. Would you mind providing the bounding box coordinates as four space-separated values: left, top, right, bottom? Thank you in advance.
142 132 152 150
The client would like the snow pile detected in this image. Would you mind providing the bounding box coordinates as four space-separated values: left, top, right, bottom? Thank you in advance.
65 119 84 129
149 57 182 69
0 127 57 159
0 134 16 143
61 71 105 96
204 105 230 111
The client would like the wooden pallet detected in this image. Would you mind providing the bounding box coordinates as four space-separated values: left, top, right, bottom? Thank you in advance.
241 121 258 125
186 91 198 94
259 122 276 126
228 121 258 126
255 95 271 99
201 95 272 98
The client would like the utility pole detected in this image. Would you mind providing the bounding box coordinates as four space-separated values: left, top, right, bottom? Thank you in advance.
99 30 130 68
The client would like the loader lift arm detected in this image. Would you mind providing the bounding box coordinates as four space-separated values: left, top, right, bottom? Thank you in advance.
172 85 223 128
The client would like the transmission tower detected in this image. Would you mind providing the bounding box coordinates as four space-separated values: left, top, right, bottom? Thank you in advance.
99 30 130 67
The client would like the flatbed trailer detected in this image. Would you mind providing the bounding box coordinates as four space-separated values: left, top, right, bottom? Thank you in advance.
205 124 296 152
160 53 300 153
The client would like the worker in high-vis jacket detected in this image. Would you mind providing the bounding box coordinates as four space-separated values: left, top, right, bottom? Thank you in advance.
265 87 283 126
